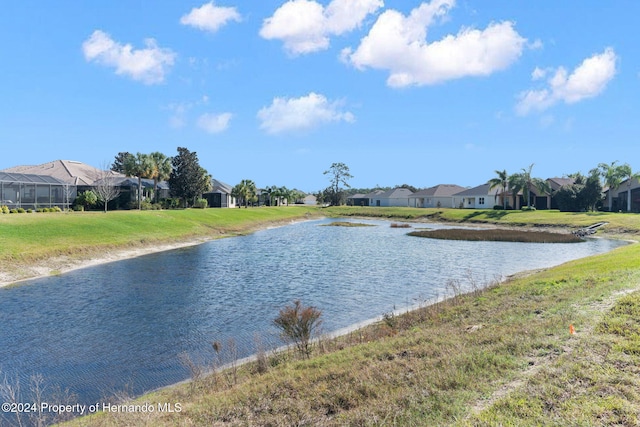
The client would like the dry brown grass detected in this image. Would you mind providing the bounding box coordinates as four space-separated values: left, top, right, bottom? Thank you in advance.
409 228 583 243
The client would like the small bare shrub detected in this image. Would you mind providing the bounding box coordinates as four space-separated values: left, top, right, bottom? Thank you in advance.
253 334 269 375
273 300 323 359
446 278 463 302
179 352 205 389
212 338 239 386
0 372 77 427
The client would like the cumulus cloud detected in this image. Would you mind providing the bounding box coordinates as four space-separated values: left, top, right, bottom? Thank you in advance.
260 0 383 55
82 30 176 85
516 47 617 115
257 92 354 134
180 2 241 33
343 0 527 87
197 112 233 133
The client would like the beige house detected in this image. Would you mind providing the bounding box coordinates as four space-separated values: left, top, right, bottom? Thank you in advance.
408 184 466 208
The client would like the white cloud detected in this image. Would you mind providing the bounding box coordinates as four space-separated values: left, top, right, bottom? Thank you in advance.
82 30 176 85
516 47 617 115
260 0 383 55
180 2 241 33
344 0 527 87
257 92 354 134
197 112 233 133
528 38 543 50
531 67 547 81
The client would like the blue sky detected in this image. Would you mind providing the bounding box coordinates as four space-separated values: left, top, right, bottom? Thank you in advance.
1 1 638 192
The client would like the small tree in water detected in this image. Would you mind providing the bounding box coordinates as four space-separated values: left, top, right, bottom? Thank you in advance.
273 300 322 359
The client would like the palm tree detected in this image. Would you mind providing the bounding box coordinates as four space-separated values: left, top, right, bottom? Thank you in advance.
598 161 629 211
487 169 509 209
124 153 154 210
510 164 551 209
232 179 257 208
507 173 525 210
277 186 290 206
148 152 172 204
263 186 274 206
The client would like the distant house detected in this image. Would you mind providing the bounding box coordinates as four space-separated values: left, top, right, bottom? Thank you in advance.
2 160 113 188
347 193 367 206
0 172 72 209
1 160 173 209
452 184 500 209
542 177 575 210
611 177 640 212
203 179 236 208
106 177 170 209
302 194 317 205
347 190 384 206
370 188 414 207
408 184 466 208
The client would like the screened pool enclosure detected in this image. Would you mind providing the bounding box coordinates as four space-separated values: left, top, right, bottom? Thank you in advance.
0 172 74 209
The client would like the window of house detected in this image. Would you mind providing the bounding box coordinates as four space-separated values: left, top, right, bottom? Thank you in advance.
479 197 485 204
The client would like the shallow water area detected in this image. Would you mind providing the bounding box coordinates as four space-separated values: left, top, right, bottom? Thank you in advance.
0 218 627 407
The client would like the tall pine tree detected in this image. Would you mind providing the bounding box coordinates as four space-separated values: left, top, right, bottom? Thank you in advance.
168 147 211 207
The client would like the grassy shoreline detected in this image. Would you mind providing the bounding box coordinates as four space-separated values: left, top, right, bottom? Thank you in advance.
2 206 639 425
0 206 322 286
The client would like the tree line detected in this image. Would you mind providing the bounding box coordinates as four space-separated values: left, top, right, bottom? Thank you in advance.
75 147 309 211
487 161 640 212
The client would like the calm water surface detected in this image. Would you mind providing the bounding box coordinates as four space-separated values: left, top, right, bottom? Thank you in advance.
0 218 626 405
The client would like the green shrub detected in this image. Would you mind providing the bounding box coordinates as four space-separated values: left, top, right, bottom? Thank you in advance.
16 208 26 213
73 205 84 212
521 206 536 211
76 190 98 209
193 198 208 209
162 198 181 209
52 206 62 212
140 200 154 210
1 205 8 214
10 209 18 214
493 205 504 210
26 209 33 213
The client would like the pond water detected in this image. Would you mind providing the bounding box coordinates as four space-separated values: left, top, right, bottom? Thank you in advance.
0 218 627 406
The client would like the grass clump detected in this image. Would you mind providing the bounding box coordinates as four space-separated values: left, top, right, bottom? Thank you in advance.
390 223 412 228
322 221 375 227
408 228 583 243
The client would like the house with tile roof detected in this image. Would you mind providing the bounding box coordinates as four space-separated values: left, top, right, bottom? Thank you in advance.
1 160 170 209
2 160 116 186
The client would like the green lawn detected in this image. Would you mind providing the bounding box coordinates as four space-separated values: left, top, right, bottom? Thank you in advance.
0 206 319 266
